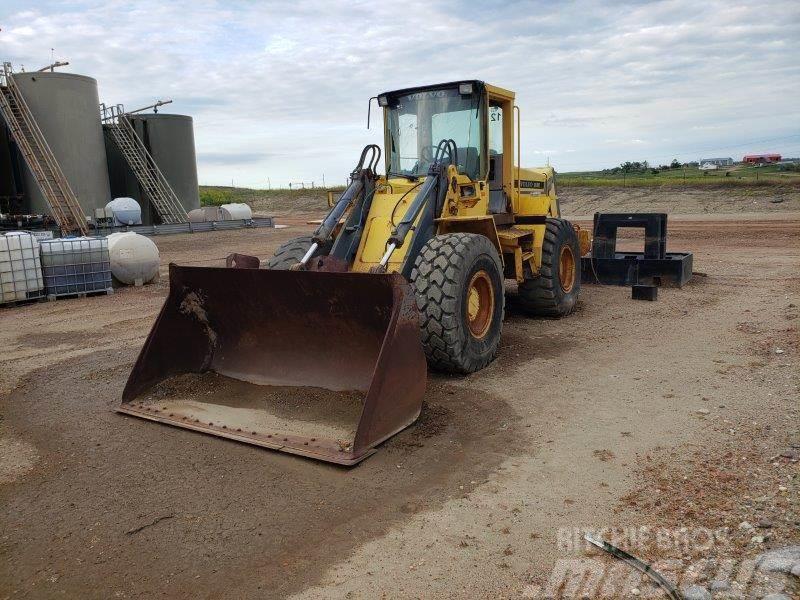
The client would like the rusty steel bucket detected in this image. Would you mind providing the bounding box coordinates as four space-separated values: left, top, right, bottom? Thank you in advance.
119 264 426 465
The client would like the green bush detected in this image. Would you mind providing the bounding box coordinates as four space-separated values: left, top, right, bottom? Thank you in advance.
200 188 235 206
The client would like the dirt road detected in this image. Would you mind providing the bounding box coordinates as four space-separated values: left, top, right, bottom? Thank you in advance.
1 205 797 598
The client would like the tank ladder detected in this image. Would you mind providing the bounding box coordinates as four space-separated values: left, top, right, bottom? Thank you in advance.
0 63 89 236
101 103 188 224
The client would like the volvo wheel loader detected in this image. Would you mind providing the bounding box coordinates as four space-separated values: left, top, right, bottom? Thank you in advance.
120 81 590 465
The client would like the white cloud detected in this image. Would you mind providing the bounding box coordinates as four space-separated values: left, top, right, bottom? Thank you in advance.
1 0 799 183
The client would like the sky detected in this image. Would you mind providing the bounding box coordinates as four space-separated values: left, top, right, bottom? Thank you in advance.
2 0 799 188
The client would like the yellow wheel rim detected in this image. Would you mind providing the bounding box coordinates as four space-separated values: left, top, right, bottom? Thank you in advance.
466 270 494 339
559 245 576 293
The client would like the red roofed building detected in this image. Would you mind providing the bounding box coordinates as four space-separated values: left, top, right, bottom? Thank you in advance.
743 153 781 164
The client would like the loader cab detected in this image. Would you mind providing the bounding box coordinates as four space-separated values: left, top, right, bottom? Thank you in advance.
379 80 518 213
381 81 485 181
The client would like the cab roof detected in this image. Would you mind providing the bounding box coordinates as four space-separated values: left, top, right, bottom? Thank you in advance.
379 80 514 101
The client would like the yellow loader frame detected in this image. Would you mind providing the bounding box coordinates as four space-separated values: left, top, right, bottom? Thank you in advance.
340 83 589 280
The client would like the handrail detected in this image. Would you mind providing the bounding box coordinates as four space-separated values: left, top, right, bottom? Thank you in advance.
514 104 521 210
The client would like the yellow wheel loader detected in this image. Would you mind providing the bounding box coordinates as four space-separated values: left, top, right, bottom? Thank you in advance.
120 81 590 465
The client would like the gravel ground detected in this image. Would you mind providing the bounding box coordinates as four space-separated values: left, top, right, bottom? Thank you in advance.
0 191 797 599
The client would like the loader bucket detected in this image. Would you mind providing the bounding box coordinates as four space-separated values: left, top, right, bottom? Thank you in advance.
119 264 426 465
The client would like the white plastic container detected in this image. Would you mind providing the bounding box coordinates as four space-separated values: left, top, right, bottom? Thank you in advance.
105 197 142 226
0 231 44 304
39 237 112 297
187 206 222 223
219 203 252 220
107 232 160 285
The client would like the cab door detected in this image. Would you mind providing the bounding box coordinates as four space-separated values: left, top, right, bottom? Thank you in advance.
485 86 516 215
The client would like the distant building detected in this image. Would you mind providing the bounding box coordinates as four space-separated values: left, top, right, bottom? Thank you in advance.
743 153 781 164
700 157 733 166
699 162 719 170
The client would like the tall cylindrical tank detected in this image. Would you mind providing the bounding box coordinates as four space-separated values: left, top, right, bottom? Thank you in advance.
106 113 199 224
0 121 24 211
0 122 14 198
13 71 111 218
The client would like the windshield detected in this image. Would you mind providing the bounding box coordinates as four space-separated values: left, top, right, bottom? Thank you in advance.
385 86 483 180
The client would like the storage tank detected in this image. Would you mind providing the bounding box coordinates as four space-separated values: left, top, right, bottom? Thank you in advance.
0 122 20 206
105 197 142 226
106 232 160 285
105 113 199 224
12 71 111 219
219 203 252 220
187 206 222 223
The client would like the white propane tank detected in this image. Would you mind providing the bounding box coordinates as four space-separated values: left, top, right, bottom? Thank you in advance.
105 197 142 226
0 231 44 303
187 206 222 223
219 203 252 220
106 232 160 285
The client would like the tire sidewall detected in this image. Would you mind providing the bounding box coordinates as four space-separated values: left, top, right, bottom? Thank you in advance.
411 233 504 373
551 223 581 313
459 249 504 360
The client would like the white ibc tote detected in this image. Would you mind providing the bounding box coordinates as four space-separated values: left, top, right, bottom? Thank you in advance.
0 231 44 304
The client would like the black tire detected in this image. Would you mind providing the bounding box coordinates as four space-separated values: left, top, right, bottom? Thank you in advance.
266 235 330 270
410 233 504 374
518 218 581 317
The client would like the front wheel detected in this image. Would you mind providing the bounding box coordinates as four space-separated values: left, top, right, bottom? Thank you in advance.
518 218 581 317
266 235 330 270
410 233 504 374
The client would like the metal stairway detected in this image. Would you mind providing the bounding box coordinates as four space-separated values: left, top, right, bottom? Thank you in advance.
101 104 188 224
0 63 88 235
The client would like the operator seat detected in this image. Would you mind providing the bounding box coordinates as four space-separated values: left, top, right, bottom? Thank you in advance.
456 146 480 181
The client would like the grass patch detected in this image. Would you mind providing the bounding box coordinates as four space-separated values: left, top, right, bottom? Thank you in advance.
199 185 346 212
558 164 800 188
200 187 339 206
199 188 236 206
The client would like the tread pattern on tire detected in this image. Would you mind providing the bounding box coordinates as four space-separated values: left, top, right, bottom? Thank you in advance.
266 235 328 270
410 232 504 374
517 218 580 317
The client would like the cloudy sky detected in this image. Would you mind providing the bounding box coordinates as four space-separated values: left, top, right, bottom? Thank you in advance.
2 0 799 187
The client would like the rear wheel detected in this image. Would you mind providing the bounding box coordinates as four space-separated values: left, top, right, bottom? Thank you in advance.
410 233 504 374
266 235 330 270
518 218 581 317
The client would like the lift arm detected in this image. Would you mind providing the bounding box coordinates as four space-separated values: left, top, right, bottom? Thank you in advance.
297 145 380 268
